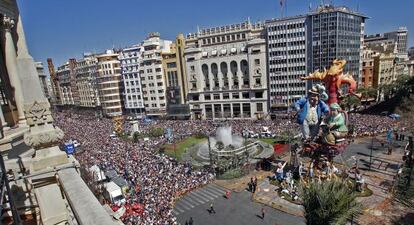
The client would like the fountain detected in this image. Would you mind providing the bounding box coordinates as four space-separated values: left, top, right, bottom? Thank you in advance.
183 126 274 170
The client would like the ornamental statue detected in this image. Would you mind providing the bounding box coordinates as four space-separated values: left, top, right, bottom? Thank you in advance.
301 59 360 105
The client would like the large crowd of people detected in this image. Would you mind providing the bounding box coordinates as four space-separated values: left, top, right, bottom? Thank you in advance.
53 109 401 225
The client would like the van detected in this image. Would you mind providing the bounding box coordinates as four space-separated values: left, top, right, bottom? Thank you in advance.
103 181 125 205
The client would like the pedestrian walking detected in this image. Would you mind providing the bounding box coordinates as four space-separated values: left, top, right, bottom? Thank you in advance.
189 217 193 225
210 201 216 214
261 207 265 219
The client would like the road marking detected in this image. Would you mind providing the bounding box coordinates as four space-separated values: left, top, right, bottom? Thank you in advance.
178 198 195 210
194 189 217 200
188 191 210 203
210 184 227 191
198 188 220 199
184 193 206 205
191 190 214 202
173 208 181 215
205 186 225 196
174 204 185 213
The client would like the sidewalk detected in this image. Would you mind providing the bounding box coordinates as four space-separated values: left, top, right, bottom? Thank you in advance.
214 170 273 192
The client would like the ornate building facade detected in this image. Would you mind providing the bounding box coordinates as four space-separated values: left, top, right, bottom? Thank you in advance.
185 20 268 120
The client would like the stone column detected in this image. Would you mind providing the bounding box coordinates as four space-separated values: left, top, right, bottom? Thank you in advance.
0 104 8 130
3 15 26 124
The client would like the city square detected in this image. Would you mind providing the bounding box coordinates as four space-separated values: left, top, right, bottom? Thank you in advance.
0 1 413 225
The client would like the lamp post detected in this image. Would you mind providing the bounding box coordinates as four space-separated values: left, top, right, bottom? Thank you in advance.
369 136 374 171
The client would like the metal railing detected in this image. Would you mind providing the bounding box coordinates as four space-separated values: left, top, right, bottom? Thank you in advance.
0 154 22 224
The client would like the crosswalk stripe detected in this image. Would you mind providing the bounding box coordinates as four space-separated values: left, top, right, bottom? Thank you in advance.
209 184 227 192
198 188 220 199
184 194 206 205
204 186 225 196
174 204 186 213
178 198 195 210
189 190 211 202
193 189 216 200
173 208 181 215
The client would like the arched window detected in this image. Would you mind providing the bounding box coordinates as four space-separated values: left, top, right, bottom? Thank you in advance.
202 64 209 78
230 61 238 76
240 60 249 76
220 62 228 76
211 63 218 76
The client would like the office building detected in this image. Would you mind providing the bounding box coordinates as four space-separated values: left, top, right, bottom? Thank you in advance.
309 5 367 84
162 34 190 118
96 50 123 117
140 33 172 117
120 45 145 115
266 15 308 108
185 20 268 120
75 53 100 108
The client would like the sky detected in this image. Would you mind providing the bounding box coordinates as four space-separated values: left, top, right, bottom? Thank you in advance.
17 0 414 68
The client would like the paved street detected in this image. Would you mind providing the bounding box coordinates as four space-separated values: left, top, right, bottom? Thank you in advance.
174 183 306 225
334 137 405 172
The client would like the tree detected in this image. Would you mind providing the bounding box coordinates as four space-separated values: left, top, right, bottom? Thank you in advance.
301 180 362 225
339 95 361 111
148 127 164 137
133 132 140 143
358 87 377 109
394 164 414 209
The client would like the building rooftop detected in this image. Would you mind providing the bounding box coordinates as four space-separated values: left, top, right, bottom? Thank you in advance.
186 19 264 39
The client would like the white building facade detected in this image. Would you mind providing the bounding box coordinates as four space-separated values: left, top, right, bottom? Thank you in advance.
140 33 172 117
119 45 145 114
56 62 74 105
96 50 123 117
185 20 268 120
35 61 50 99
76 53 100 108
266 16 308 106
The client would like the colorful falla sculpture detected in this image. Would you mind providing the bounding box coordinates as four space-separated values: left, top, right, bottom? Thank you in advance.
301 59 360 106
297 59 359 157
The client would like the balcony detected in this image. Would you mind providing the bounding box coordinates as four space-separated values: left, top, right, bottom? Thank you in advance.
242 84 250 89
222 86 229 90
232 85 239 90
213 86 220 91
204 87 210 91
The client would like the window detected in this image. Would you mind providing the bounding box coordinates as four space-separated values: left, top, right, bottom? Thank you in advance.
204 94 211 100
232 93 239 99
167 62 177 68
254 59 260 65
256 103 263 112
242 92 249 99
223 93 230 99
255 92 263 98
214 94 220 100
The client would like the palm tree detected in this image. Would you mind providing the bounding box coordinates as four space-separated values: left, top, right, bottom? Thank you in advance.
301 180 362 225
